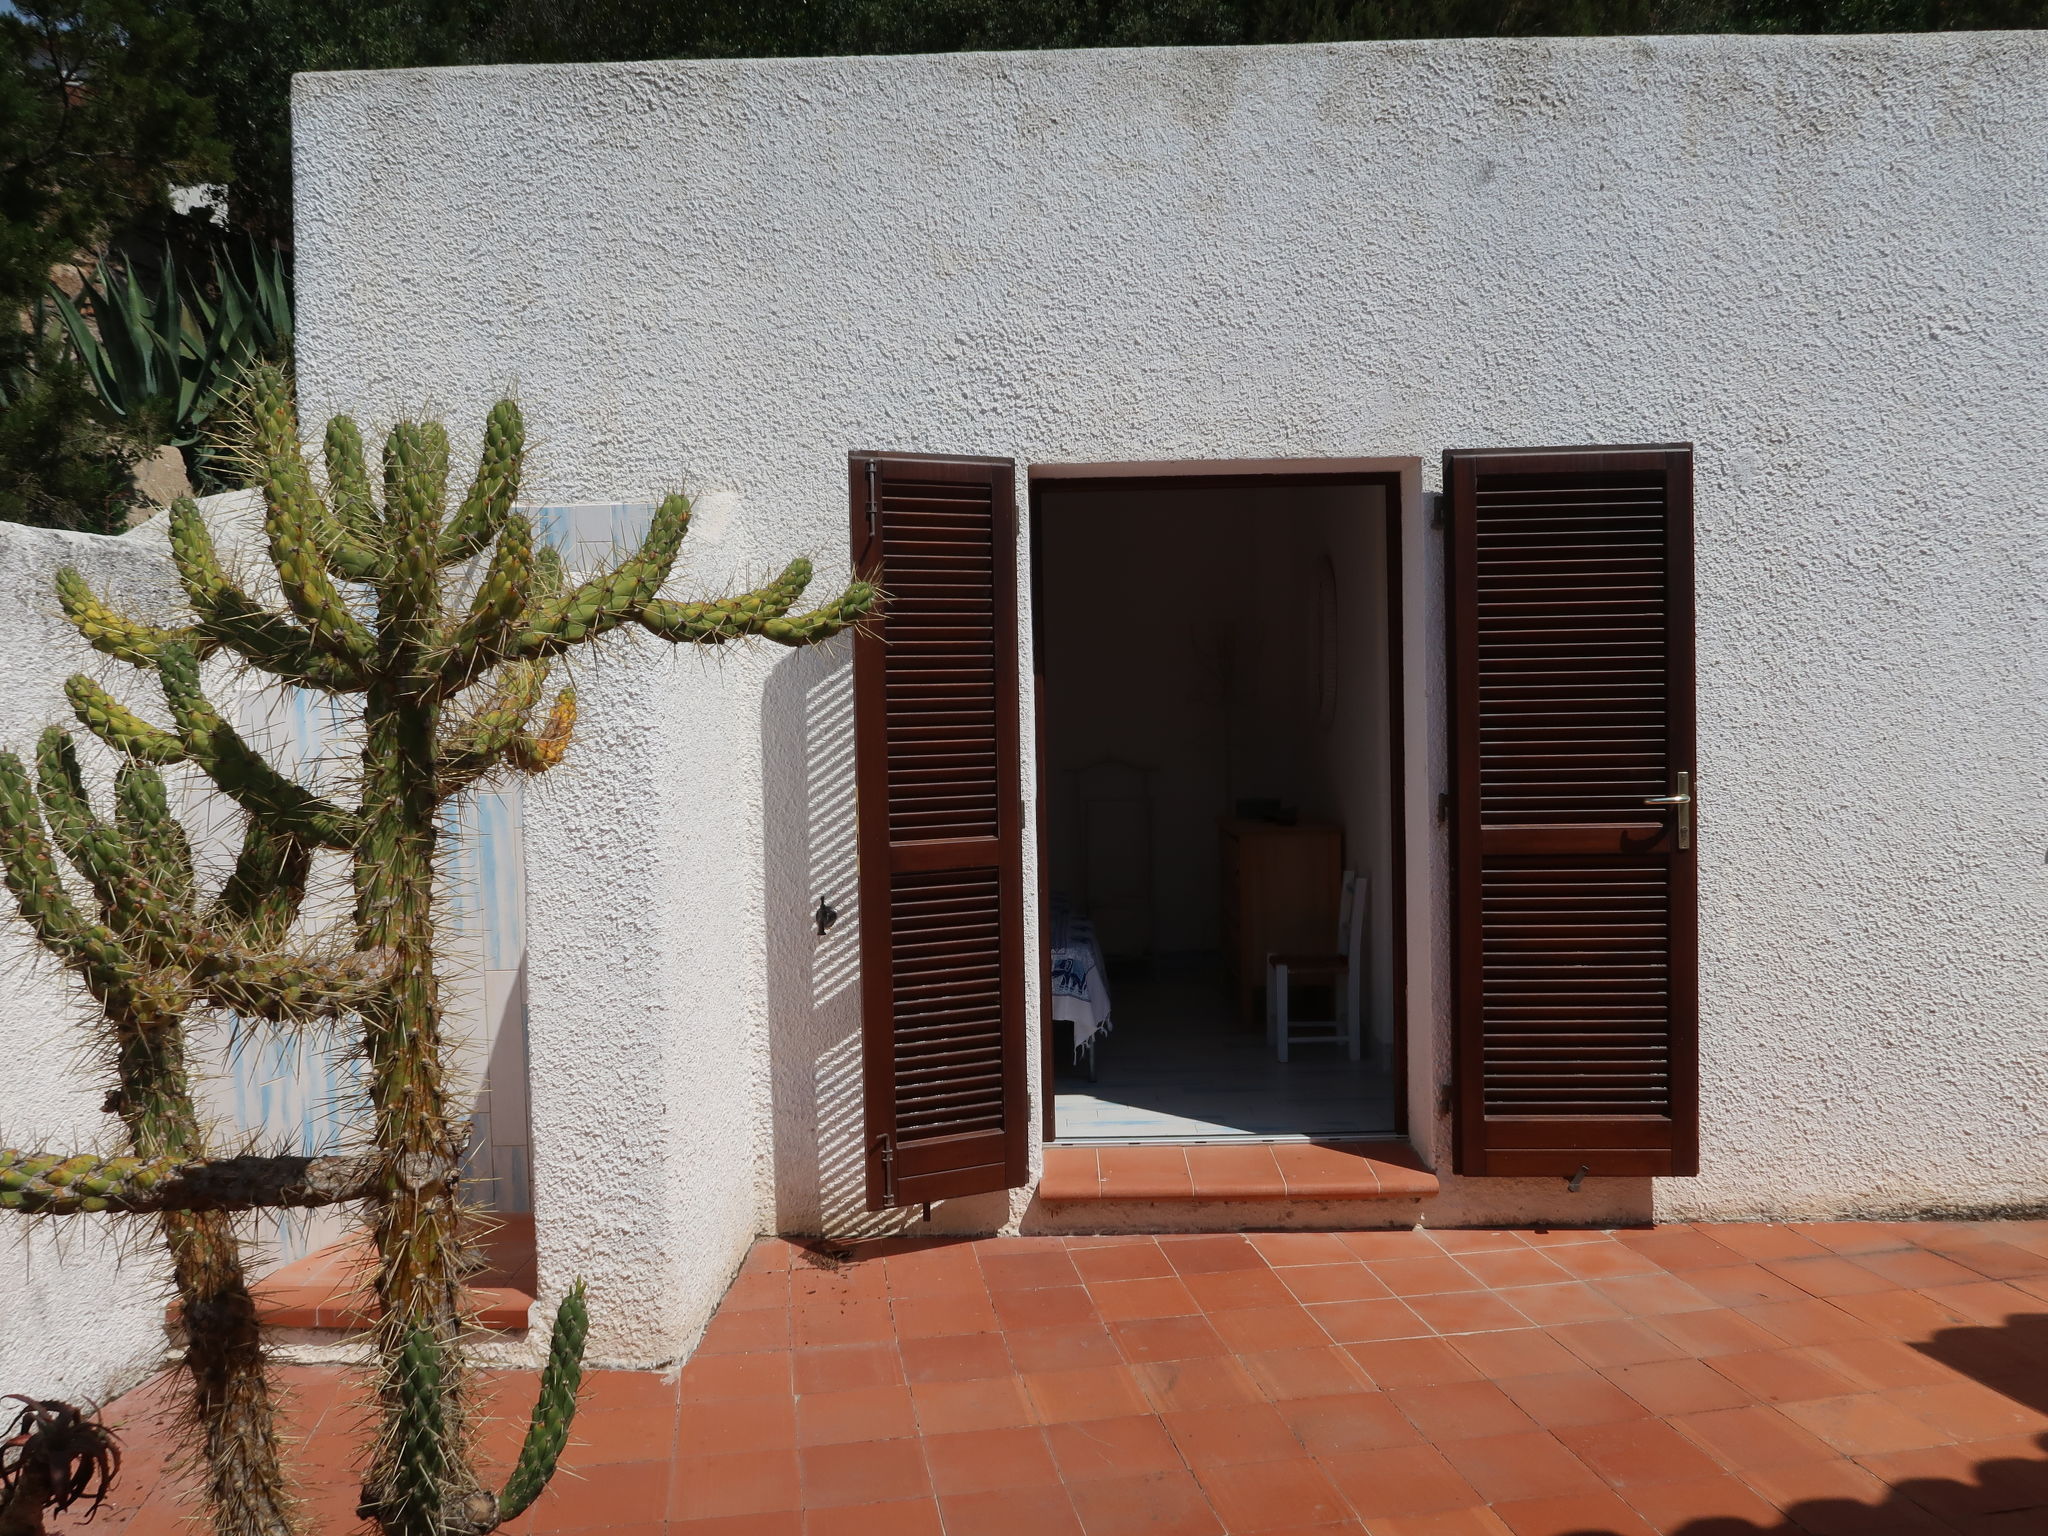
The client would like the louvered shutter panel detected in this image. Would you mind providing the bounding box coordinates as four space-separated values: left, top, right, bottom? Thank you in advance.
851 453 1028 1210
1446 446 1698 1178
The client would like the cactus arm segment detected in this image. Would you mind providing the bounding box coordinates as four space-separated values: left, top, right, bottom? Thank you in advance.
322 414 385 578
387 1327 452 1536
514 493 691 659
380 421 452 656
211 820 311 949
757 580 879 647
246 368 379 661
155 643 363 850
65 675 187 764
55 567 211 669
434 512 534 697
503 688 576 776
434 662 548 794
166 496 372 691
114 760 196 905
496 1281 589 1521
438 397 524 568
0 1148 379 1214
640 570 877 649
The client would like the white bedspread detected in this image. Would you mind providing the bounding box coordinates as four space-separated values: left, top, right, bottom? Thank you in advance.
1049 900 1113 1061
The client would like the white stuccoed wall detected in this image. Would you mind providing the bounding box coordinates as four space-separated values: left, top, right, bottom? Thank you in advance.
292 34 2048 1365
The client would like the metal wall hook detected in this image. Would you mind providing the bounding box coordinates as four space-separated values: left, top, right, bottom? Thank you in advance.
1566 1165 1590 1193
816 897 838 936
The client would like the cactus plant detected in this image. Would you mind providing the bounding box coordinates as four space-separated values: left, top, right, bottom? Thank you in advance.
0 363 875 1536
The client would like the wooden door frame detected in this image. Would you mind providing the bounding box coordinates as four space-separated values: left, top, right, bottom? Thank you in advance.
1024 457 1423 1146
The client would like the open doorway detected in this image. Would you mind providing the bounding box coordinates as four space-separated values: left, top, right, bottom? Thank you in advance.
1032 467 1406 1144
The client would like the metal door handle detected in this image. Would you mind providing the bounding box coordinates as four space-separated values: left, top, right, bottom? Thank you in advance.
1642 772 1692 850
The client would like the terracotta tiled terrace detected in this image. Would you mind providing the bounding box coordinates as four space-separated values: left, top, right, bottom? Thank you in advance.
94 1220 2048 1536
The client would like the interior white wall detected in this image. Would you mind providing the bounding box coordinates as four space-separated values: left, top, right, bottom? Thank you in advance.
290 32 2048 1353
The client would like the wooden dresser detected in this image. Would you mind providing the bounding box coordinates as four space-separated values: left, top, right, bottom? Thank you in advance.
1221 820 1344 1027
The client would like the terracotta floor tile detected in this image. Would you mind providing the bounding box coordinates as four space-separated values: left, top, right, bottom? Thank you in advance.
900 1331 1007 1383
1365 1509 1515 1536
884 1245 987 1298
1684 1263 1816 1309
668 1450 804 1521
1340 1230 1446 1260
1940 1240 2048 1281
1550 1319 1690 1370
1920 1280 2040 1327
1518 1229 1614 1249
802 1497 942 1535
1704 1225 1830 1262
792 1301 895 1351
1133 1355 1267 1412
1543 1242 1666 1282
1023 1365 1152 1424
1790 1223 1913 1257
1805 1338 1961 1392
1707 1348 1864 1405
1592 1273 1720 1318
1067 1469 1224 1536
1851 1247 1986 1290
1827 1288 1975 1337
1283 1263 1399 1305
1497 1372 1654 1430
1112 1314 1233 1363
1089 1276 1202 1322
980 1247 1083 1291
1312 1298 1435 1344
1007 1323 1121 1373
794 1384 917 1447
1348 1337 1488 1388
1740 1456 1897 1532
1070 1242 1175 1284
1410 1290 1532 1337
1322 1443 1483 1516
682 1351 796 1402
1855 1438 2048 1519
1252 1232 1363 1267
1764 1256 1905 1299
1164 1402 1305 1466
1615 1227 1746 1271
923 1425 1060 1495
1604 1358 1755 1416
1774 1394 1951 1456
910 1374 1034 1434
1670 1403 1841 1469
1554 1418 1728 1488
1455 1249 1575 1290
892 1290 1001 1338
1044 1414 1185 1482
1279 1391 1423 1455
793 1343 904 1394
1210 1305 1340 1353
680 1396 799 1456
1184 1266 1299 1312
1370 1257 1488 1297
1490 1490 1659 1536
702 1308 794 1355
993 1284 1099 1331
1499 1283 1629 1327
1196 1455 1352 1531
1741 1299 1883 1348
524 1459 672 1530
1388 1380 1538 1442
1647 1307 1791 1360
1889 1379 2048 1442
1436 1431 1604 1502
1160 1234 1268 1274
1618 1474 1787 1534
1275 1142 1396 1199
1184 1144 1285 1199
1430 1229 1537 1255
672 1513 804 1536
1240 1345 1374 1401
937 1483 1084 1536
798 1437 929 1507
1449 1329 1583 1381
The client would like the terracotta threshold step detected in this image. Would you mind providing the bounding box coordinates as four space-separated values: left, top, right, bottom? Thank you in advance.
167 1215 536 1334
1040 1140 1437 1202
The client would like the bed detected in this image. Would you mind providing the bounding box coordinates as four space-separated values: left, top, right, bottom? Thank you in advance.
1049 897 1113 1078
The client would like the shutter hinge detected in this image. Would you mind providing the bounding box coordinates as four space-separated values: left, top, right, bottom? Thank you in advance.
1429 493 1446 531
875 1133 896 1206
864 457 879 535
1436 791 1450 826
1437 1082 1453 1118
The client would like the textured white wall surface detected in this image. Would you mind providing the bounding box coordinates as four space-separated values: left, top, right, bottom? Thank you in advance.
292 33 2048 1361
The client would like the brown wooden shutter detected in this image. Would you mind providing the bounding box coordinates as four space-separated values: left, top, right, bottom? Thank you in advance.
851 452 1028 1210
1445 446 1698 1178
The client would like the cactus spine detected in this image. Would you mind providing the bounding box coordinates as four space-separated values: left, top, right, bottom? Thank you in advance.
0 363 876 1536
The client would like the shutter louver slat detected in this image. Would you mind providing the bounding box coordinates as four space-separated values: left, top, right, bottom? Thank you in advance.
854 454 1028 1209
1448 447 1698 1179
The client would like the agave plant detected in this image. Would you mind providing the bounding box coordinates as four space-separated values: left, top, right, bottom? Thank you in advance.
50 242 292 487
0 363 874 1536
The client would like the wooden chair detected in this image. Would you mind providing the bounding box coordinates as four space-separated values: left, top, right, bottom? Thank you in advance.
1266 871 1366 1062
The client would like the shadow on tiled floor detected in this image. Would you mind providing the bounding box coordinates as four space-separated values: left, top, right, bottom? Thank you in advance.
87 1220 2048 1536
